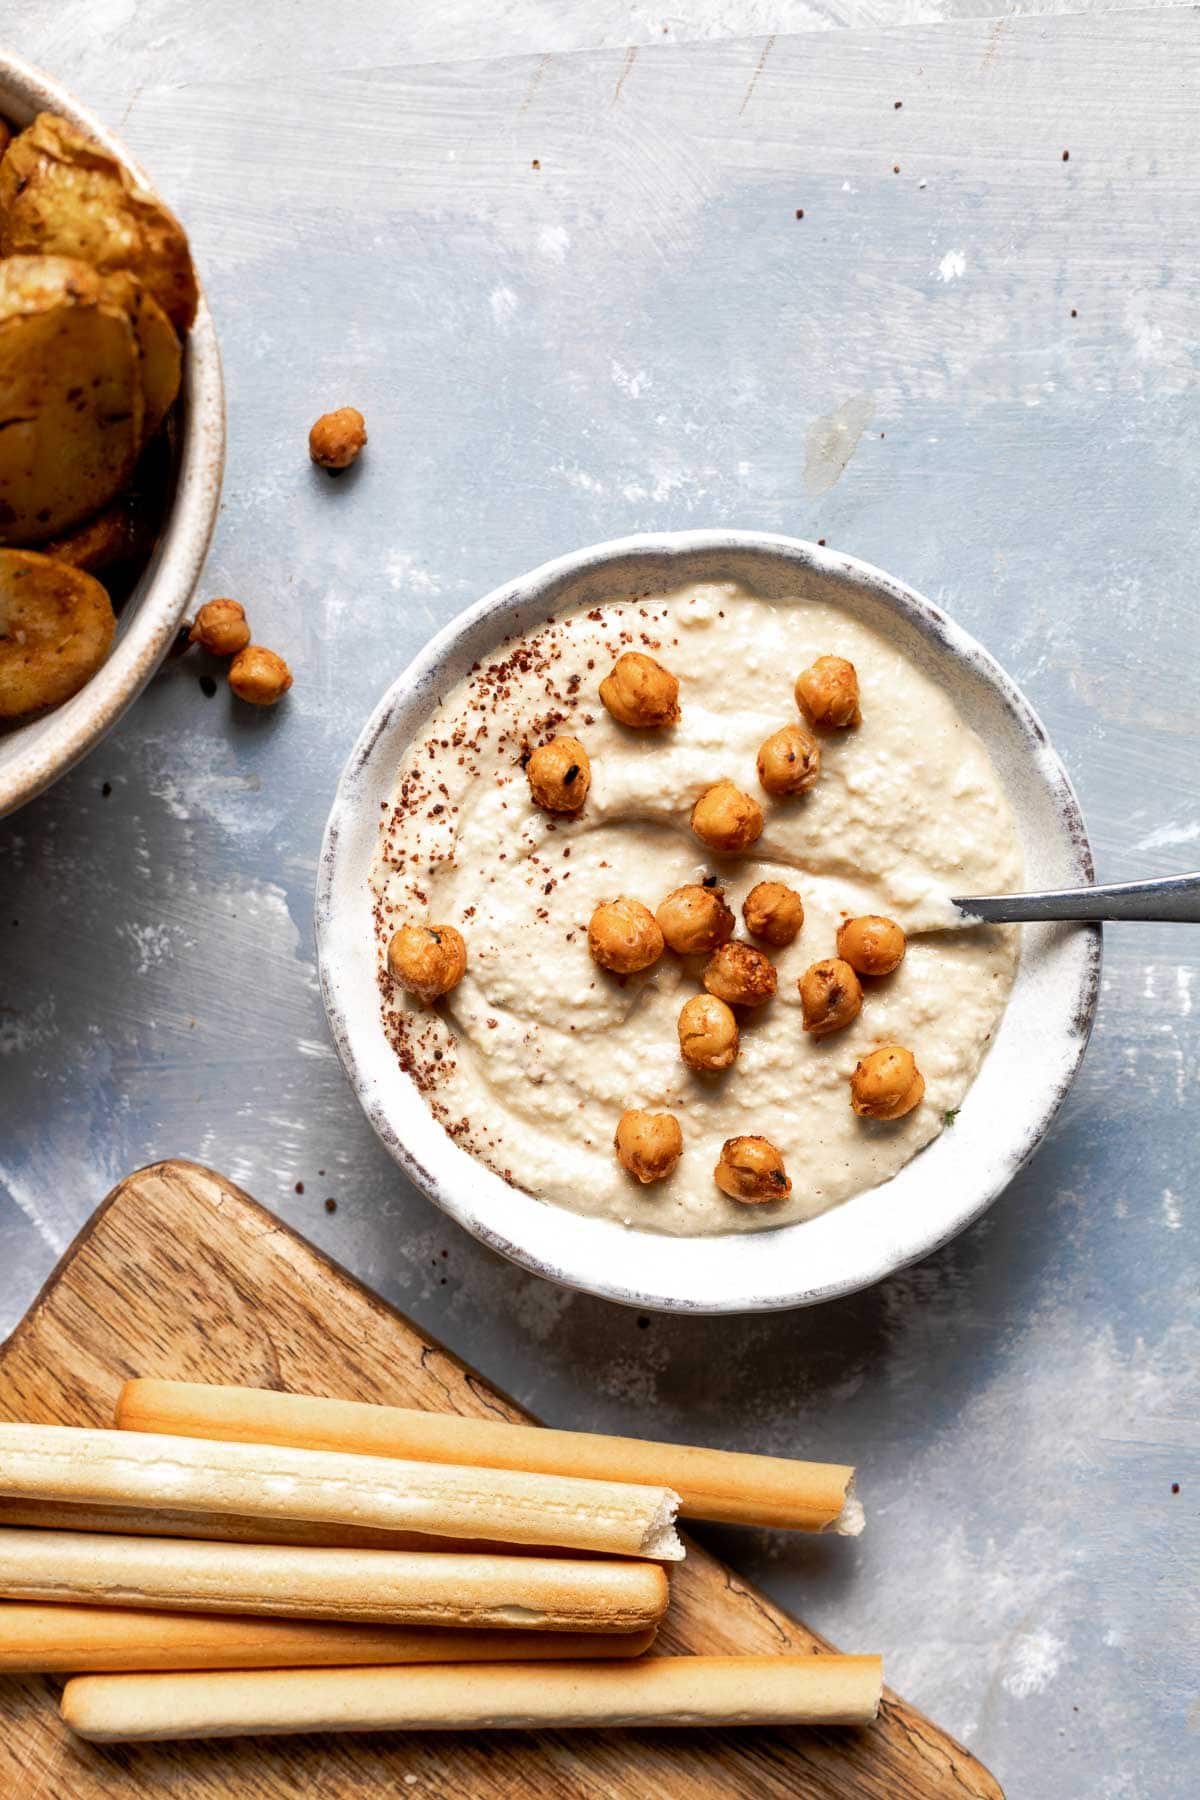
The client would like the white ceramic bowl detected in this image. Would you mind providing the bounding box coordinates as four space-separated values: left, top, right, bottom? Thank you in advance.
318 532 1100 1313
0 50 224 819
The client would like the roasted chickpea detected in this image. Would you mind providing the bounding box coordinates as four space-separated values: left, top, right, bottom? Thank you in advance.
228 645 293 705
599 651 680 728
714 1135 792 1203
756 723 820 798
614 1109 683 1184
678 994 739 1072
190 597 250 657
387 923 467 1001
798 957 863 1037
837 914 907 977
309 406 367 470
742 880 804 947
526 736 591 813
850 1045 925 1119
656 883 735 955
703 941 777 1008
690 780 763 854
0 121 10 159
795 654 861 728
588 897 664 974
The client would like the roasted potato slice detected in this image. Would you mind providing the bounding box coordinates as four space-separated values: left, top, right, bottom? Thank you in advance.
0 112 197 331
98 271 181 439
38 494 151 574
0 548 116 718
0 255 144 544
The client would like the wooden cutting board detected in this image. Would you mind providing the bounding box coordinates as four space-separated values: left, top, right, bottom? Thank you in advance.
0 1161 1002 1798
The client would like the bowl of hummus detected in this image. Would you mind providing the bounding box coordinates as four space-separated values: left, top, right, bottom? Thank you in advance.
318 532 1099 1312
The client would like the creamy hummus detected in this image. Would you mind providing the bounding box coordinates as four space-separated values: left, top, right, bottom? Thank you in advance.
371 580 1022 1235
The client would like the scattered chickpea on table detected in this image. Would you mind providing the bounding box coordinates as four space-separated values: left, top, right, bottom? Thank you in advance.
190 598 250 657
309 405 367 470
228 645 293 706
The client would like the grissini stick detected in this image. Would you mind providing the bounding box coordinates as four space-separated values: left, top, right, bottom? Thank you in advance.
61 1655 883 1741
116 1381 861 1535
0 1424 682 1560
0 1603 656 1673
0 1531 669 1632
0 1498 553 1557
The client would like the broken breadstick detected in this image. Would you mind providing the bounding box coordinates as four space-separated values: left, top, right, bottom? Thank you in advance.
116 1380 861 1534
0 1531 669 1631
61 1654 884 1741
0 1602 656 1673
0 1497 554 1556
0 1424 682 1560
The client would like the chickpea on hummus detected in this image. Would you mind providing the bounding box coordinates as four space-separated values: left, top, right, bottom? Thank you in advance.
371 580 1021 1236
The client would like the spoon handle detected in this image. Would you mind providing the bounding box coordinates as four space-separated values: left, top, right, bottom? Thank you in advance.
953 870 1200 924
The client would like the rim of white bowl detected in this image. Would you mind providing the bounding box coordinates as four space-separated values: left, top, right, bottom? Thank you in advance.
317 531 1102 1313
0 49 225 819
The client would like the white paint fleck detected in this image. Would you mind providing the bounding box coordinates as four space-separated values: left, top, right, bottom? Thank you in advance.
1003 1628 1065 1698
1162 1189 1183 1230
555 463 607 495
0 1165 69 1253
937 249 966 282
386 552 442 596
488 285 519 326
803 393 874 497
0 998 56 1056
1135 819 1200 851
536 224 570 263
610 359 649 399
117 921 176 975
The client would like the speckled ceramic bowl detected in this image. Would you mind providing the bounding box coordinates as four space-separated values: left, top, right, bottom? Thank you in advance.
0 50 224 819
318 532 1100 1313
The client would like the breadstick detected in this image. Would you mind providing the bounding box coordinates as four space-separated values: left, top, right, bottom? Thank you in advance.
0 1497 548 1556
116 1381 860 1534
61 1655 883 1741
0 1530 668 1631
0 1602 655 1673
0 1424 682 1560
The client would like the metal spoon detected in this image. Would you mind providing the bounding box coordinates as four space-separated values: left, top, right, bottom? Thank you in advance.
952 870 1200 925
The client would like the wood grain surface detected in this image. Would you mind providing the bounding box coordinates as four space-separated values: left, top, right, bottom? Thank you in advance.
0 1161 1003 1797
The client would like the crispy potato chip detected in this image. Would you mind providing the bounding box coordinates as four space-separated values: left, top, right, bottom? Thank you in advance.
38 494 150 574
0 112 197 331
98 271 181 440
0 548 116 718
0 255 144 544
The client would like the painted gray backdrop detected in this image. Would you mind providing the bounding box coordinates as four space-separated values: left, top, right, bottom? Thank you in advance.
2 6 1199 1795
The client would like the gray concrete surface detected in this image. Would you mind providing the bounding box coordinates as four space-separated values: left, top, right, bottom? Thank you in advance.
2 8 1199 1795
